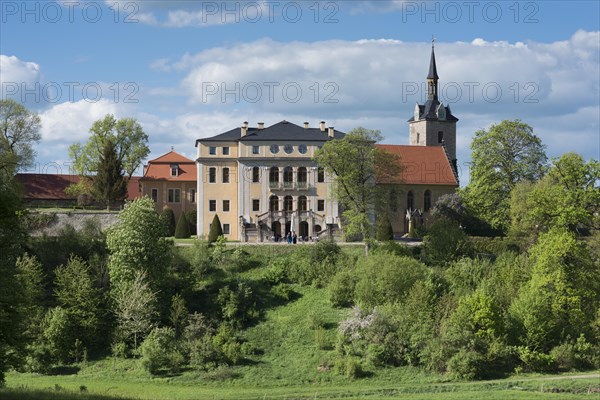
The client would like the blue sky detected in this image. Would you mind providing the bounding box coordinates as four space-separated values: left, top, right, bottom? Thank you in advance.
1 1 599 183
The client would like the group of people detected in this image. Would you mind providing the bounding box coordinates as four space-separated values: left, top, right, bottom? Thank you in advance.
271 232 318 243
286 231 298 244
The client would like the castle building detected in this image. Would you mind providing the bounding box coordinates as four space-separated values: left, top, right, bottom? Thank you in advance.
195 121 345 242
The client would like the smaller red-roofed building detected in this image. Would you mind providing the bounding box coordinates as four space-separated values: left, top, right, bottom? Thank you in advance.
140 150 197 221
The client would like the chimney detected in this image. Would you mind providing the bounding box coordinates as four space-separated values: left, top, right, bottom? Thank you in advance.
320 121 326 132
328 127 335 138
258 122 265 130
304 122 309 129
241 121 249 137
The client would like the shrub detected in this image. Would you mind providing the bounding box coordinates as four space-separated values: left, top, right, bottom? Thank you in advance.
174 212 191 239
329 269 358 308
190 241 213 278
376 216 394 241
41 307 75 364
445 257 492 297
470 237 520 256
334 356 364 379
187 209 197 235
354 253 428 308
447 349 485 380
371 240 413 257
208 214 224 243
139 327 184 375
271 283 294 301
217 282 258 328
517 346 556 372
422 219 471 266
212 324 243 365
161 207 176 237
287 240 344 286
263 259 288 285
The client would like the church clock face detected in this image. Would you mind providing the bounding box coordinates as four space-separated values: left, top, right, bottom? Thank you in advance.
270 144 280 154
298 144 307 154
284 144 294 154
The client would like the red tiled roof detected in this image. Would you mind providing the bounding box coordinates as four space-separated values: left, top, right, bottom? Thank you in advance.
15 174 79 200
148 150 194 164
376 145 458 186
15 174 142 201
142 151 197 181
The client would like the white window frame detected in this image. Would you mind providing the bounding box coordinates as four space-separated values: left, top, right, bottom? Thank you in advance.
151 188 158 202
168 188 181 203
209 146 217 155
223 224 230 235
222 199 230 212
317 199 325 212
208 167 217 183
209 200 216 212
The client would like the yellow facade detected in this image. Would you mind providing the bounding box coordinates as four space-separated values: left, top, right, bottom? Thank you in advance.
196 122 341 242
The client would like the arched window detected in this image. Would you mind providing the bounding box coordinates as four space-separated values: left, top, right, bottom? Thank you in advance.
283 166 293 188
284 195 293 211
407 191 414 211
222 167 230 183
269 167 279 188
252 166 260 183
298 195 307 211
269 195 279 211
297 167 307 182
424 190 431 212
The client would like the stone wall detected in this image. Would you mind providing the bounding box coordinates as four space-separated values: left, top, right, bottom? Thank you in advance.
29 211 120 236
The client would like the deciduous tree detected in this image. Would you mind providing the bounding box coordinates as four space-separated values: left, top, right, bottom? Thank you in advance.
69 114 149 179
462 120 547 231
0 99 41 175
315 127 400 254
510 153 599 243
106 197 170 293
113 271 158 350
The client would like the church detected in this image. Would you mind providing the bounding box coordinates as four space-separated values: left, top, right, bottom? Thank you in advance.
140 44 459 241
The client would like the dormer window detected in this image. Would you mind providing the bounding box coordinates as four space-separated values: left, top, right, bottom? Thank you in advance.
170 164 179 177
437 103 446 120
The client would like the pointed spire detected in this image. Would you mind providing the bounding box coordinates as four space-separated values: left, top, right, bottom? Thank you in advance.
427 36 439 80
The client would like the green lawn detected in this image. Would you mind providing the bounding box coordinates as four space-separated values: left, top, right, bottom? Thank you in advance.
5 372 599 399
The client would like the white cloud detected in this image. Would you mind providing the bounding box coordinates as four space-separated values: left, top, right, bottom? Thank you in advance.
0 55 41 99
160 31 598 121
39 99 125 143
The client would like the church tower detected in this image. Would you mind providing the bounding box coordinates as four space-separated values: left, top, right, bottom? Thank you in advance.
408 40 458 169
